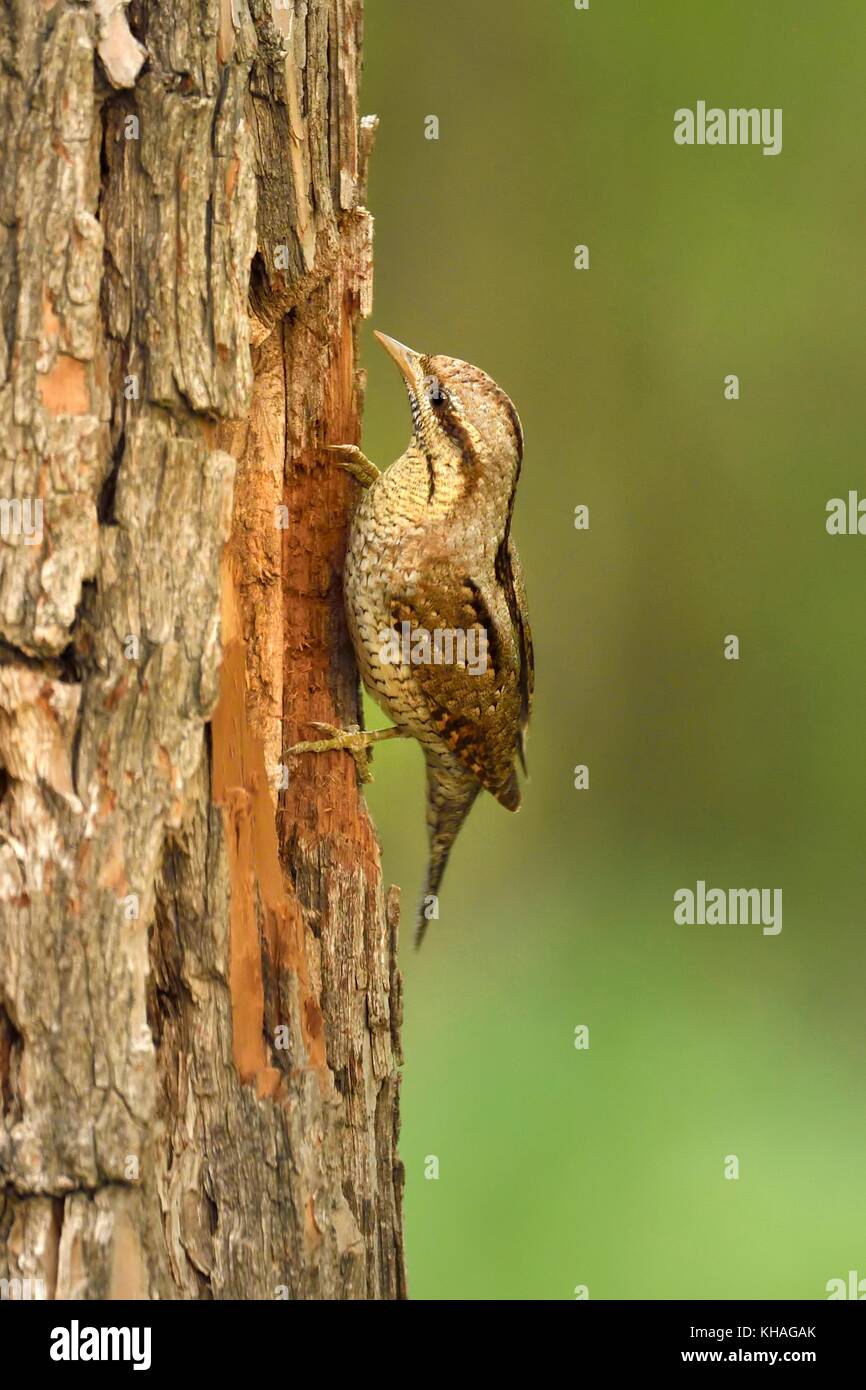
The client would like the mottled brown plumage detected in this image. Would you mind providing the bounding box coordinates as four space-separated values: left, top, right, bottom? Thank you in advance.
297 332 533 946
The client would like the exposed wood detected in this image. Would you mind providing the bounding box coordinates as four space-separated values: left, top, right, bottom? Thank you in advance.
0 0 405 1301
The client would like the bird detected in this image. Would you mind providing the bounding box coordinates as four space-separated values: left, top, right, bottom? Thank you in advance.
288 331 533 947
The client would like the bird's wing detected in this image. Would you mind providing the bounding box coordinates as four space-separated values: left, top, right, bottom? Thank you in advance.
389 560 525 809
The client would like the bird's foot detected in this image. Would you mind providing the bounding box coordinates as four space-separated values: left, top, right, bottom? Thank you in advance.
285 722 405 783
325 444 380 487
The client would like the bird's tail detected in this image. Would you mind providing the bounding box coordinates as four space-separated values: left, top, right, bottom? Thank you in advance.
415 764 480 949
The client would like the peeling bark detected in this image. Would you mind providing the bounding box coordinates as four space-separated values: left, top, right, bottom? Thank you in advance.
0 0 405 1301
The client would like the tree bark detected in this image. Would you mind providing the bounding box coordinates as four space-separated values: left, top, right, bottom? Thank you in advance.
0 0 405 1301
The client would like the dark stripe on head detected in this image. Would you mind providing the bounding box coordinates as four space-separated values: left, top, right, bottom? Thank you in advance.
432 397 481 485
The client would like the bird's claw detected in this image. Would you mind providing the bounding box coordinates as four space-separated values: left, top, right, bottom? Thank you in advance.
325 445 380 487
285 722 374 783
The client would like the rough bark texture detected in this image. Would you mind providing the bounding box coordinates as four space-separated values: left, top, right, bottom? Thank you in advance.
0 0 405 1301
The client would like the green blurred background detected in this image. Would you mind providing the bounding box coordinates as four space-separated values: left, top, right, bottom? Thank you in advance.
358 0 866 1299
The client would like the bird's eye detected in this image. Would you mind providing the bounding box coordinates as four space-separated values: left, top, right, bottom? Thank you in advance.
424 375 446 407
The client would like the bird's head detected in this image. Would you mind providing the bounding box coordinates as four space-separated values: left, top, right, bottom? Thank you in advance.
374 331 523 502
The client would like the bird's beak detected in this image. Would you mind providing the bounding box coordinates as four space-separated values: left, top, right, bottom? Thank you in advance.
374 330 423 389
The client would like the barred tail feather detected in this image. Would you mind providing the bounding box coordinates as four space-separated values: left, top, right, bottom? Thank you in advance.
415 767 480 949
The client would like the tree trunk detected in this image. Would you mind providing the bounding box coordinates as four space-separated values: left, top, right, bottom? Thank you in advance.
0 0 405 1302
